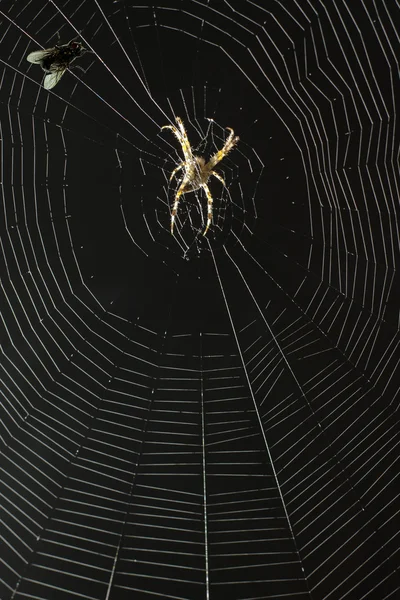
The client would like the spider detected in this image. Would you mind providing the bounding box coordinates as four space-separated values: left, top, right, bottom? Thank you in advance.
162 117 239 236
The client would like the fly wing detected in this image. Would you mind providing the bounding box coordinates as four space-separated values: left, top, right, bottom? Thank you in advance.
26 49 51 64
43 69 65 90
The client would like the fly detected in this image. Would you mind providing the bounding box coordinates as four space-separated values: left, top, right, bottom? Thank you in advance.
26 38 89 90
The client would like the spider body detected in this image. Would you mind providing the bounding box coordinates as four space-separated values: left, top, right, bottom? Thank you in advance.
179 157 209 192
162 117 239 235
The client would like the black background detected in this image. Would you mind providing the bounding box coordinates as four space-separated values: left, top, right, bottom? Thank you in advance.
1 1 400 599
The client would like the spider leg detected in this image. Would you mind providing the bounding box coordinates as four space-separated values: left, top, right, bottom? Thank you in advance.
210 170 225 186
170 184 185 235
169 162 184 182
225 127 235 145
202 183 213 236
161 124 178 132
162 118 193 164
175 118 193 163
175 118 189 145
161 124 181 142
207 127 239 170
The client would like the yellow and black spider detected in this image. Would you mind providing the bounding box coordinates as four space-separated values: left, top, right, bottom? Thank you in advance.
162 117 239 236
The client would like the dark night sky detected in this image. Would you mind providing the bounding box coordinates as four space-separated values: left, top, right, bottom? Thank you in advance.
1 1 400 599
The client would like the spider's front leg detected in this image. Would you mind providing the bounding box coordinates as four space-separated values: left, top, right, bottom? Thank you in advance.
162 119 193 164
161 124 179 136
207 127 239 170
223 128 240 155
161 124 182 155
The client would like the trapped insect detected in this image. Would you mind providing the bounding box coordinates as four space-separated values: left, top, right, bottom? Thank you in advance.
26 39 89 89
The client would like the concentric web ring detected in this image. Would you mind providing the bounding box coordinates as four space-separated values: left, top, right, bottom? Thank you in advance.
0 1 399 599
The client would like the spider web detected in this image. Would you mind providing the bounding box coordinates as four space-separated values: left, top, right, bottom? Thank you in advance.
0 1 399 599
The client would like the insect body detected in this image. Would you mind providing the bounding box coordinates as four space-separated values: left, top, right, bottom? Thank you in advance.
26 40 88 89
